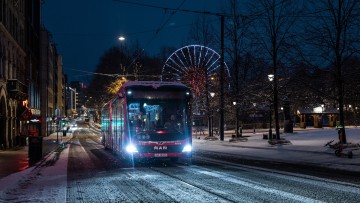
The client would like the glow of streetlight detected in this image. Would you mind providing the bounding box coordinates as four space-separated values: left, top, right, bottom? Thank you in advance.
268 74 274 82
118 36 125 41
210 92 215 97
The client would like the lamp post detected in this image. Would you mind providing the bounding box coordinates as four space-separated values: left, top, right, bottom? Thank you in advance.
233 101 241 137
118 35 126 51
268 103 273 140
268 73 280 140
209 92 215 137
268 74 274 140
253 103 256 134
280 106 284 128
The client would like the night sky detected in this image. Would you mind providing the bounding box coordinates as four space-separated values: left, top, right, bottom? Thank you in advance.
41 0 224 84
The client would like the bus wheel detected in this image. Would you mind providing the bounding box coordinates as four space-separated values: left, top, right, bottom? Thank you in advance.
181 156 191 165
119 153 134 167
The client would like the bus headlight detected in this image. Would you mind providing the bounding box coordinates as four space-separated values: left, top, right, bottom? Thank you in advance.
182 144 192 152
126 144 138 153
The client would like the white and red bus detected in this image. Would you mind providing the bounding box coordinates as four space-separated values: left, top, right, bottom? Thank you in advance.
101 81 192 163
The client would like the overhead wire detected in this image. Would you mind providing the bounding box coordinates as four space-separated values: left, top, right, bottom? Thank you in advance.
119 0 188 71
67 68 162 78
67 1 334 79
61 1 189 80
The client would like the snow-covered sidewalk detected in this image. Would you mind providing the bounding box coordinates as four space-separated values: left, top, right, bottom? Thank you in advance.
193 127 360 173
0 141 70 202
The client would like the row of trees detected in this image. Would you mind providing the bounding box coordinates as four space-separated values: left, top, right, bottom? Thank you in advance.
87 0 360 144
220 0 360 143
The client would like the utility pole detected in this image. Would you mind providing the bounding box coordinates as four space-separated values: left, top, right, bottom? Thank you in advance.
219 15 225 141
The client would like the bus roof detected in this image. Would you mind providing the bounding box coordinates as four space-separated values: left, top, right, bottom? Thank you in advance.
102 81 190 108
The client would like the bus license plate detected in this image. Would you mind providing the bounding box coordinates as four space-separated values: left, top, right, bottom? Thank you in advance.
154 153 167 157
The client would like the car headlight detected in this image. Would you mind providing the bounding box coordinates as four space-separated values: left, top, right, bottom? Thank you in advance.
126 144 138 153
182 144 192 152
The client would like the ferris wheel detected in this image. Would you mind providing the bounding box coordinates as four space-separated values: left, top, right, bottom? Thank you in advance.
161 45 230 96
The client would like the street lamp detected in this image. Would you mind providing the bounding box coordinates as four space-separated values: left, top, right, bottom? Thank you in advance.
268 74 274 82
280 106 285 129
118 35 125 41
268 74 274 140
268 101 273 140
268 73 280 140
233 101 241 137
252 103 257 134
209 92 215 137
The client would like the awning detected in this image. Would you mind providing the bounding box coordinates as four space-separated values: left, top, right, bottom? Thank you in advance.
19 108 40 121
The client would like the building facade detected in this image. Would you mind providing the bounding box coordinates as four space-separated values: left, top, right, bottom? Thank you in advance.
0 0 41 149
69 81 86 115
66 85 78 118
40 29 66 136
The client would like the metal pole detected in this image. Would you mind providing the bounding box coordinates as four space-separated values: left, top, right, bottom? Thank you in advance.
205 68 211 137
274 75 280 140
219 15 225 141
269 104 272 140
236 107 240 137
208 112 212 137
211 111 213 137
57 122 59 143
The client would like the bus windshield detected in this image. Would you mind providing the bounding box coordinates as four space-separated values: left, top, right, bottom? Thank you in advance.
127 94 187 135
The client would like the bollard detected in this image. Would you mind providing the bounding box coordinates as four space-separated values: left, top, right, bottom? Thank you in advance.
28 136 43 160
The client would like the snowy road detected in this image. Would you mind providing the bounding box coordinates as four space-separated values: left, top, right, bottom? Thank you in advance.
1 126 360 202
64 128 360 203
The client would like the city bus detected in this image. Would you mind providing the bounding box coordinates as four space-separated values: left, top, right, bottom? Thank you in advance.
101 81 192 163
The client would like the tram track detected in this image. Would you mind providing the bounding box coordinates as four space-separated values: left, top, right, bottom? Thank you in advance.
149 164 239 203
156 156 360 203
193 149 360 185
146 160 331 203
192 155 360 189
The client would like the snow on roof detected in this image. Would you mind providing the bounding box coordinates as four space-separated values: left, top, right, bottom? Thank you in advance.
298 107 338 114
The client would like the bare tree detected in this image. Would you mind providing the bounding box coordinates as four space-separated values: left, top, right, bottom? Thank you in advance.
87 45 162 109
187 15 217 48
223 0 253 137
304 0 360 143
248 0 303 139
